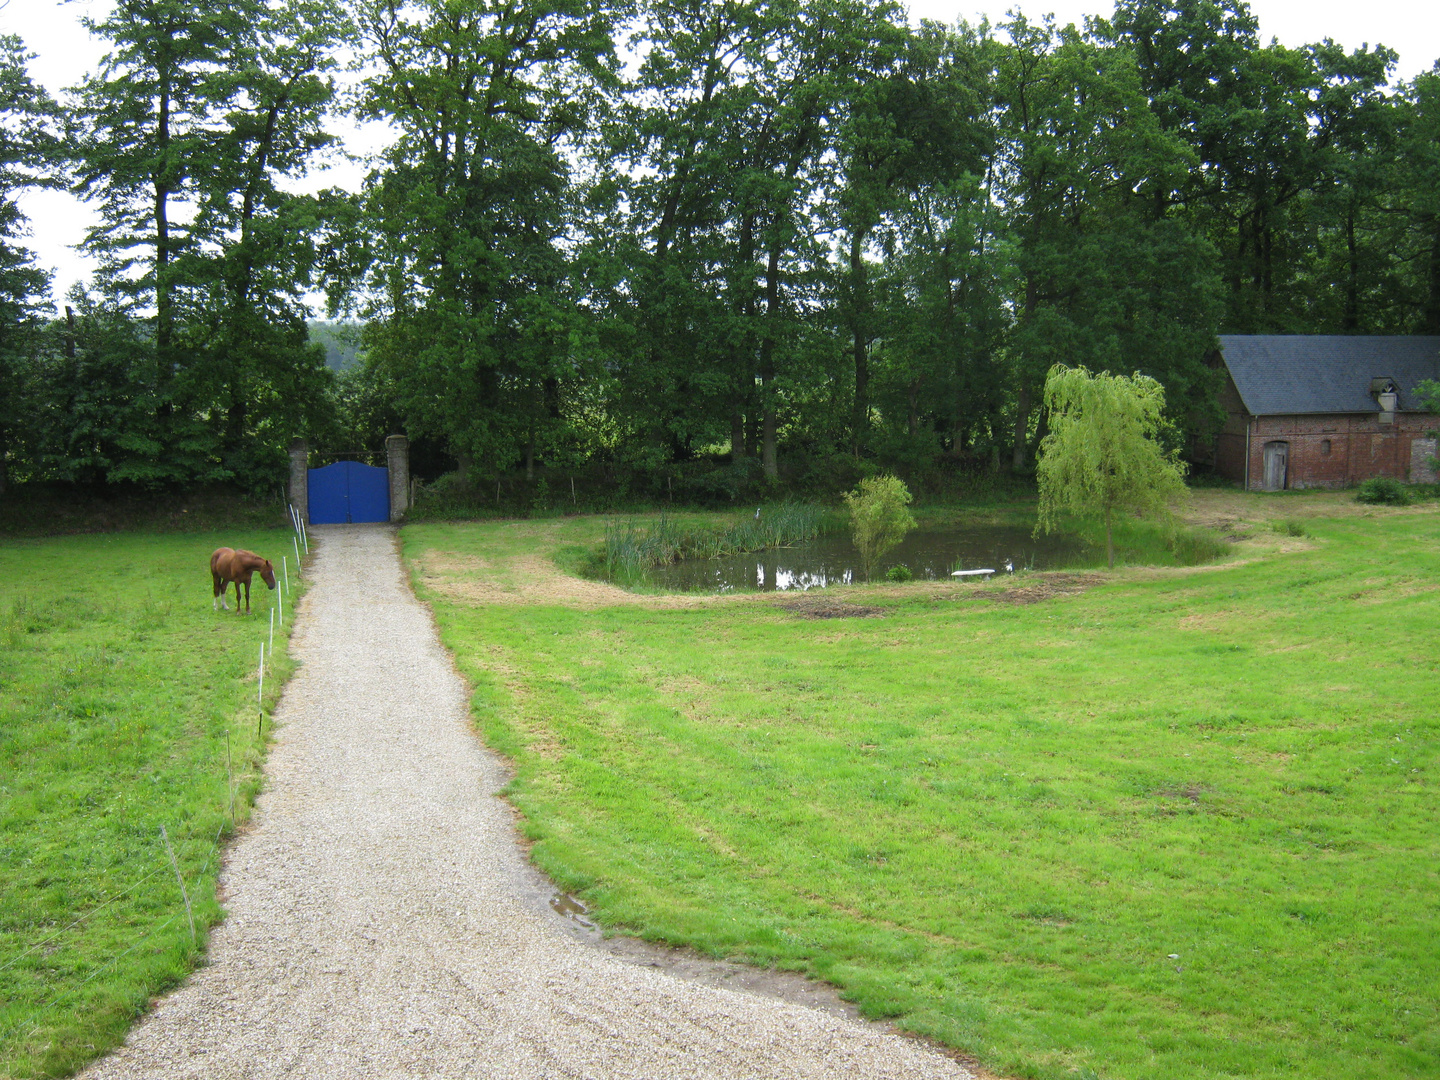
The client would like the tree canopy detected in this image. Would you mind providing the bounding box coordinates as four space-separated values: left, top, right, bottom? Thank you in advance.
3 0 1437 497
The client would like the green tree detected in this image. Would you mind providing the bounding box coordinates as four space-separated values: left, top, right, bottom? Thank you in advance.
608 0 920 478
871 172 1010 467
1034 364 1187 569
826 6 961 457
71 0 345 488
355 0 618 479
843 473 916 580
0 35 64 495
1387 66 1440 331
74 0 247 417
191 0 353 482
1106 0 1397 333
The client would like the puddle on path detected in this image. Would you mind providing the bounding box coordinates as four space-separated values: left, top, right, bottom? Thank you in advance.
549 892 597 931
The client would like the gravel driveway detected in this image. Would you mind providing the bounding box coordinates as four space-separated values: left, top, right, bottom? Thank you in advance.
80 525 974 1080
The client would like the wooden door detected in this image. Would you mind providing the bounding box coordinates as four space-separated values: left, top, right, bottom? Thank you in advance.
1262 441 1289 491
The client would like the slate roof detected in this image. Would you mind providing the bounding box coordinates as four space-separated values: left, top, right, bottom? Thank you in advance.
1218 335 1440 416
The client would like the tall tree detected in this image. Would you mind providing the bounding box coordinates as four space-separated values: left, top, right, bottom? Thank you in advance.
1387 66 1440 332
0 35 64 495
72 0 346 487
995 14 1220 469
355 0 619 477
829 15 987 456
190 0 353 480
74 0 246 407
1107 0 1396 332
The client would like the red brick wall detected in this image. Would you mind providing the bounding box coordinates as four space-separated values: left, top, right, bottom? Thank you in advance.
1216 411 1440 489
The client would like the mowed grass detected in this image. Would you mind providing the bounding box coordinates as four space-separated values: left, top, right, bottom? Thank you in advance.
0 530 299 1079
404 496 1439 1080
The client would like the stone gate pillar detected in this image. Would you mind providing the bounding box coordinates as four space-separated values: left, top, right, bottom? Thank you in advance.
289 438 309 525
386 434 410 522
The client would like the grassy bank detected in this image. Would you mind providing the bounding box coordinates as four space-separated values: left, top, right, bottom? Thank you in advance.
0 529 302 1079
404 493 1438 1080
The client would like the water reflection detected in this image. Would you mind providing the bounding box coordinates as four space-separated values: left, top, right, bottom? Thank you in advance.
649 526 1084 593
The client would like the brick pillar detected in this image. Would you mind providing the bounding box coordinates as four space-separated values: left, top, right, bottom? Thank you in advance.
289 438 309 525
386 435 410 522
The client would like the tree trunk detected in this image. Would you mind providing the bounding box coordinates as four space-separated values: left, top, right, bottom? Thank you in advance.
849 229 869 457
731 212 756 465
455 452 476 489
759 240 781 481
1343 208 1359 332
1012 384 1030 472
762 403 777 480
1105 504 1114 569
154 70 174 405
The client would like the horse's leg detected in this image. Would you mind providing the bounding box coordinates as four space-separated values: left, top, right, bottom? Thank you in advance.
214 572 230 611
242 578 250 614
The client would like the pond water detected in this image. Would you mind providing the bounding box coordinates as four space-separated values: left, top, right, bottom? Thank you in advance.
647 525 1087 593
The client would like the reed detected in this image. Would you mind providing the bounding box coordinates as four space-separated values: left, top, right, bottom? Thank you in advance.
602 503 830 585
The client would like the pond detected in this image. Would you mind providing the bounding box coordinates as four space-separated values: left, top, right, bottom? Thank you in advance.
647 525 1087 593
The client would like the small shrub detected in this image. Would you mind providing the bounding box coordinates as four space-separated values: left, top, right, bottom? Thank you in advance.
1272 519 1309 537
885 564 914 583
1355 477 1411 505
844 475 917 581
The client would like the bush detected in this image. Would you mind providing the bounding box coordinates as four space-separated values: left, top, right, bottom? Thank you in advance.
885 564 914 583
1355 477 1411 505
844 475 917 581
1272 519 1309 537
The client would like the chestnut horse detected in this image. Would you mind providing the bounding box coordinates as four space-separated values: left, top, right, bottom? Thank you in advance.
211 548 277 614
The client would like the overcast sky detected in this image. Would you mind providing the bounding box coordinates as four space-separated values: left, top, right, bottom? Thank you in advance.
5 0 1438 310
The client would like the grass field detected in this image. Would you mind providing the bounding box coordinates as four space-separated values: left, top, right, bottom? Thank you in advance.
0 529 301 1079
404 492 1439 1080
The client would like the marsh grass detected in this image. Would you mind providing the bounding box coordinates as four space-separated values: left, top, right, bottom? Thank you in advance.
0 530 299 1079
1060 515 1229 568
602 502 833 586
405 500 1439 1080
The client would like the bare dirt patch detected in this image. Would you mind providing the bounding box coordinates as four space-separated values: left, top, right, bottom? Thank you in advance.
778 599 888 619
1177 610 1243 630
956 573 1104 606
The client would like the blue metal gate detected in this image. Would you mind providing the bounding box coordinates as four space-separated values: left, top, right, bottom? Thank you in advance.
308 461 390 524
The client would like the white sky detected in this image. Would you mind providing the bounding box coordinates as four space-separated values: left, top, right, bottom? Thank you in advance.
4 0 1438 310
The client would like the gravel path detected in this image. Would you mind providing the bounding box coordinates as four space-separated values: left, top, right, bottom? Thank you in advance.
80 525 974 1080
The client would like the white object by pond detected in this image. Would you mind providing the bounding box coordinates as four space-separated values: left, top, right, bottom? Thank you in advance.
951 568 996 577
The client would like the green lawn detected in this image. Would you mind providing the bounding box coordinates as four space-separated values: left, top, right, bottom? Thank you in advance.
0 529 299 1079
404 494 1439 1080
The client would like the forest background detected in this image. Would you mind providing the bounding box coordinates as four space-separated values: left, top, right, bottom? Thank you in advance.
2 0 1439 506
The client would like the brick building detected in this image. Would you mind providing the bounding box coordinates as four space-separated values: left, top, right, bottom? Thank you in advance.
1209 336 1440 490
